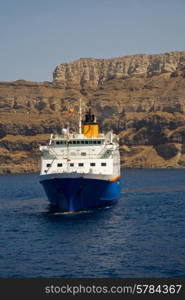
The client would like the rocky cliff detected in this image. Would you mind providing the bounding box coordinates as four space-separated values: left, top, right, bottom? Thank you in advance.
0 51 185 173
53 51 185 87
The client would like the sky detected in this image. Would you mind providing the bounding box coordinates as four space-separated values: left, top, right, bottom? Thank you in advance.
0 0 185 82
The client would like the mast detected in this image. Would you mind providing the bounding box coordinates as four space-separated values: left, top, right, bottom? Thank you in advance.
79 98 82 134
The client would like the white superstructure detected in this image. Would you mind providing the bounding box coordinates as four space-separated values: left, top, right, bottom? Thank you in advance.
40 130 120 181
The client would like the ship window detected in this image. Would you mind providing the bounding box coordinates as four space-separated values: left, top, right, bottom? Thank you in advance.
90 163 96 166
93 141 97 144
73 141 76 144
56 141 60 145
85 141 88 144
57 163 63 167
77 141 80 144
78 163 84 167
81 152 86 156
81 140 84 144
98 141 101 144
70 163 74 167
101 163 107 166
89 140 93 144
46 163 51 167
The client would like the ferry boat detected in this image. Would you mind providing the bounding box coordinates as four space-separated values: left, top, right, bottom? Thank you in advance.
39 100 121 212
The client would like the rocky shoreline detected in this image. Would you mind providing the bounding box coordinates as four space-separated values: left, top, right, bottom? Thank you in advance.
0 51 185 174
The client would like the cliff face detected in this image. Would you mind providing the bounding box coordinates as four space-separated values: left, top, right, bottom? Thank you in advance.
53 51 185 87
0 51 185 173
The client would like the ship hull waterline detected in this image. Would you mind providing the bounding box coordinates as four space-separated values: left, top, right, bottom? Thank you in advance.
39 175 121 212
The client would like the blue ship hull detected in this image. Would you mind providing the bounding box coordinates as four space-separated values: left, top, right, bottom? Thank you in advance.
40 176 121 212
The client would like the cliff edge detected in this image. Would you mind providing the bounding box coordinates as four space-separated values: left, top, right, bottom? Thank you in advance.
0 51 185 173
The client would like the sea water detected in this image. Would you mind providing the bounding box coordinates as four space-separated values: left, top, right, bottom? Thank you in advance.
0 169 185 278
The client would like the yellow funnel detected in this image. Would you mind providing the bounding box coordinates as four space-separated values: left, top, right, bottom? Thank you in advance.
82 124 99 138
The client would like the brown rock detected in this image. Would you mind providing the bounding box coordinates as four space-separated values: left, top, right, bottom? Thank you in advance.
1 51 185 173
